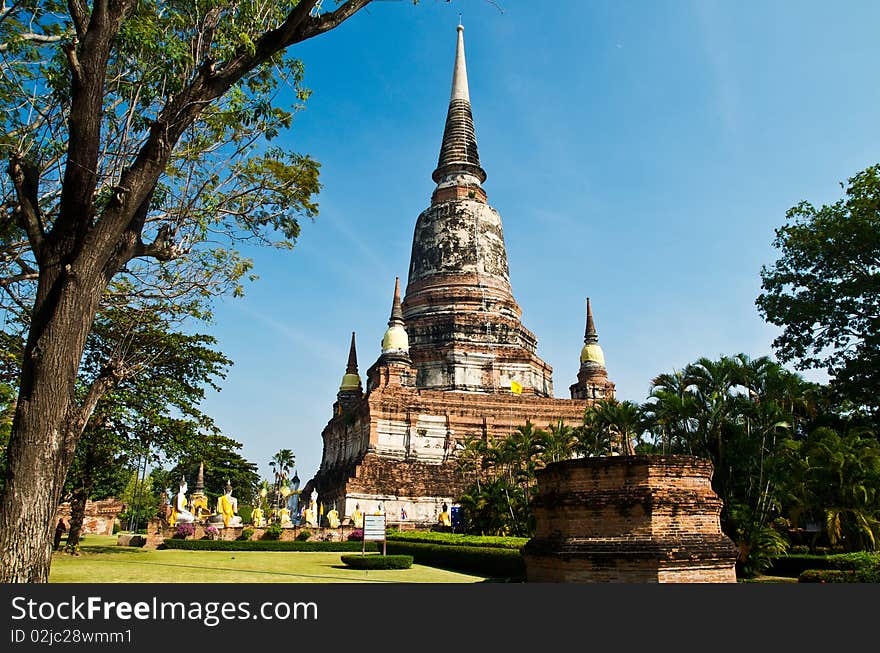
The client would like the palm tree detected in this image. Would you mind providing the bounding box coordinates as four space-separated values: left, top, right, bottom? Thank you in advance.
577 399 641 456
541 419 577 464
805 427 880 551
455 433 488 493
644 369 699 454
269 449 295 512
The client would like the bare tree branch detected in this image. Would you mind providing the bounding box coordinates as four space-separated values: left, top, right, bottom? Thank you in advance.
0 271 39 287
0 32 68 53
299 0 374 41
133 224 183 262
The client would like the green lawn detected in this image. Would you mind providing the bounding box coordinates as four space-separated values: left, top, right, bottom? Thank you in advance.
49 535 487 583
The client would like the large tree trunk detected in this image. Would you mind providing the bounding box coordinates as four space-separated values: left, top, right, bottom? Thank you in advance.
0 263 107 582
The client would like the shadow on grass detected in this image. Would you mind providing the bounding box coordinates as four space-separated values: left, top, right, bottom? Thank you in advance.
56 545 147 556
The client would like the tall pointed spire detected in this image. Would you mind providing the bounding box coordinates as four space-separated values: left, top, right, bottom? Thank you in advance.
388 276 404 327
432 24 486 187
571 297 614 400
346 331 359 375
339 332 362 392
450 23 470 102
382 277 409 354
579 297 606 370
584 297 598 344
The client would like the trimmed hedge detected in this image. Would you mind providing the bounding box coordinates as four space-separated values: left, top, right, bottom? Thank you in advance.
340 554 413 570
768 555 836 577
799 568 880 583
161 539 377 552
385 541 525 580
770 552 880 578
386 530 528 550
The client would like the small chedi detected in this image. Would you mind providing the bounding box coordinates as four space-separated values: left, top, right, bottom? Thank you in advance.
188 462 212 521
522 455 738 583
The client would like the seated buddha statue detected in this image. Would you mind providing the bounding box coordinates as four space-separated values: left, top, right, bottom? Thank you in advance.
350 504 364 528
170 478 195 525
278 507 292 527
217 480 243 528
438 502 452 528
303 506 318 528
251 506 265 527
326 508 340 529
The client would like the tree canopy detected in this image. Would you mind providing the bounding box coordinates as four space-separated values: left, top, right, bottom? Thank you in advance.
757 164 880 421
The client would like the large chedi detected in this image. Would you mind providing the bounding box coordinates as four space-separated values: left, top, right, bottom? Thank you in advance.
304 25 615 525
403 25 553 396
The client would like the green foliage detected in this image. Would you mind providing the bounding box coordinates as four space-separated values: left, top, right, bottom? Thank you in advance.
798 564 880 583
161 539 377 552
458 477 532 537
238 528 254 541
387 530 527 550
577 398 641 456
261 523 282 541
756 164 880 420
385 541 525 581
779 426 880 552
340 554 413 570
734 518 790 578
295 530 312 541
168 442 261 507
798 569 860 583
116 471 162 531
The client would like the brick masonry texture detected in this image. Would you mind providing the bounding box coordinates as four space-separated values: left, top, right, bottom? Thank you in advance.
55 499 123 536
522 455 738 583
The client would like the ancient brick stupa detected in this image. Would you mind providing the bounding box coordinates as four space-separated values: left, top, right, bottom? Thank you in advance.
522 456 739 582
304 25 615 525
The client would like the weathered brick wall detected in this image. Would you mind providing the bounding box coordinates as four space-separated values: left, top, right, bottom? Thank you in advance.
312 384 593 526
523 456 738 583
55 499 123 536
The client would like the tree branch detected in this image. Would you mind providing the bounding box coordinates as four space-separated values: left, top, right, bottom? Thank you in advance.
61 38 82 86
61 358 127 468
134 224 184 262
0 32 68 53
92 0 372 269
299 0 374 41
67 0 88 38
7 155 45 260
53 0 135 246
0 271 39 287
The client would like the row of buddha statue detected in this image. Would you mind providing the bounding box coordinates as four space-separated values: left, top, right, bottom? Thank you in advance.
167 474 455 530
168 476 245 528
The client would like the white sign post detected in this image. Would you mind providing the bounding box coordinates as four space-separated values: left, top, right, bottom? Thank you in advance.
362 514 386 556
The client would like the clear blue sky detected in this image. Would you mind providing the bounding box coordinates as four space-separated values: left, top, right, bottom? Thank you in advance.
195 0 880 483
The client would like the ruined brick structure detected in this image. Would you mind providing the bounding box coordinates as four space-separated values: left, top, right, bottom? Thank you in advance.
305 25 615 525
522 456 738 582
54 499 123 536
